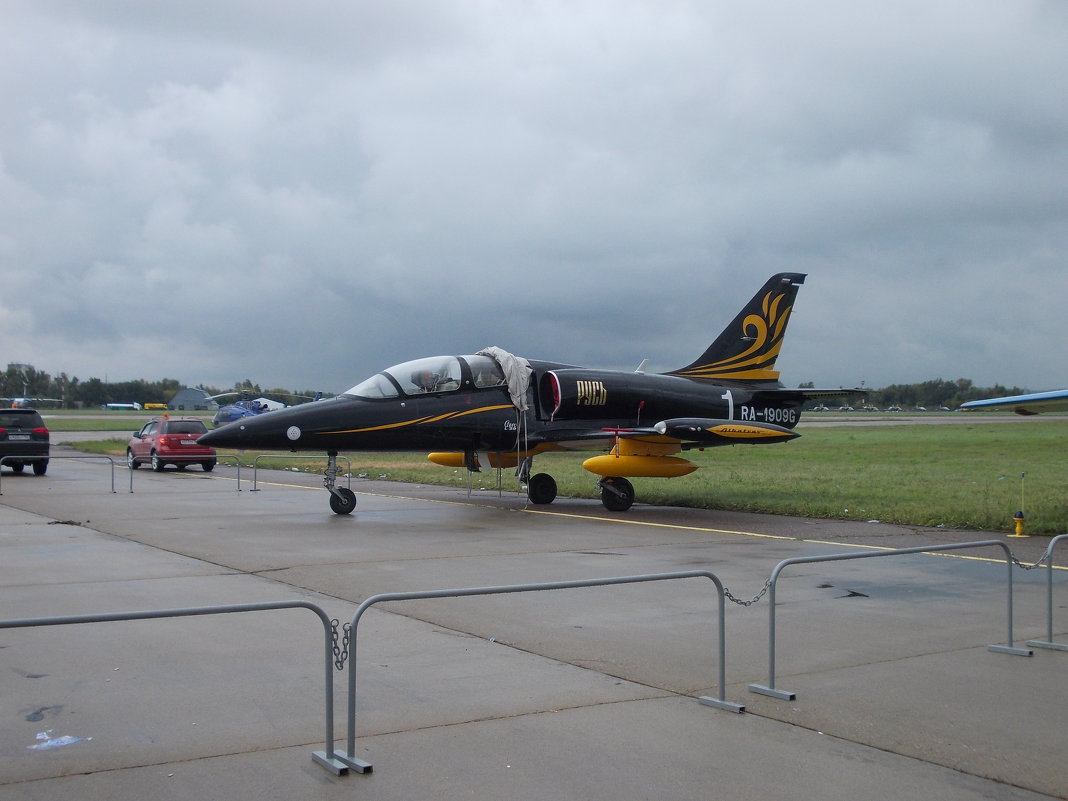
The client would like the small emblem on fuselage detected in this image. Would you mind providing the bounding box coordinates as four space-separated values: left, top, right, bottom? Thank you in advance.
287 426 301 441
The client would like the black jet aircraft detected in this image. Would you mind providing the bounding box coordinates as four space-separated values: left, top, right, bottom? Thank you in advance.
200 273 859 515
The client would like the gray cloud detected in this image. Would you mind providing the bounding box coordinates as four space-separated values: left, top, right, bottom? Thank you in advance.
2 1 1065 393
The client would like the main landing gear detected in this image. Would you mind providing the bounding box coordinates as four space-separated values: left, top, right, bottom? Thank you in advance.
598 476 635 512
519 457 558 505
324 451 357 515
520 458 635 512
526 472 558 505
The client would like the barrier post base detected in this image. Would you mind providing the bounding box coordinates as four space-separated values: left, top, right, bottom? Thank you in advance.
747 683 795 701
987 644 1033 657
328 751 373 774
312 750 354 775
315 749 372 774
1026 640 1068 652
698 695 745 713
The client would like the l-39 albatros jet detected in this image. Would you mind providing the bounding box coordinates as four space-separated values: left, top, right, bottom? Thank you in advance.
199 273 859 515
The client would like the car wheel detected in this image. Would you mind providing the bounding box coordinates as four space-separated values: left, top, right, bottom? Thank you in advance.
10 462 25 474
33 460 48 476
151 451 165 472
202 461 216 472
127 449 140 469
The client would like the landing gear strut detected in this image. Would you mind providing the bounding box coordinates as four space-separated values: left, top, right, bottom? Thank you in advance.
324 451 356 515
598 476 634 512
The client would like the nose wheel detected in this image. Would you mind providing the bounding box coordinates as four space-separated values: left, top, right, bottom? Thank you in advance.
324 451 356 515
329 487 357 515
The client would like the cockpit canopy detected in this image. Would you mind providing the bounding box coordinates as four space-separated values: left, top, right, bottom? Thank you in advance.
345 355 506 399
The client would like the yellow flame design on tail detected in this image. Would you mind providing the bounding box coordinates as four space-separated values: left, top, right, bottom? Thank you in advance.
673 289 793 381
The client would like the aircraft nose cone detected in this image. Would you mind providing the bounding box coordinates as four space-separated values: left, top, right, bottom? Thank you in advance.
198 417 284 448
197 426 236 447
196 399 345 449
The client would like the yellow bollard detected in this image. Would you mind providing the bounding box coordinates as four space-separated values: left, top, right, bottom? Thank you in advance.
1009 510 1028 538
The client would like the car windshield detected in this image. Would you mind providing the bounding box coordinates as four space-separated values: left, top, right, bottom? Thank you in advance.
346 356 465 398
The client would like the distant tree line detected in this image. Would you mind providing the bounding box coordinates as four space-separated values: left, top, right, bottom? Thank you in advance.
1 364 325 408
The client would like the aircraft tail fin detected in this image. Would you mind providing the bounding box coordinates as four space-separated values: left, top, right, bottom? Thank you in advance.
666 273 807 383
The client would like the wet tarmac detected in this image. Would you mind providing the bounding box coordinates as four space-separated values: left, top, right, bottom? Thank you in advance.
0 442 1065 800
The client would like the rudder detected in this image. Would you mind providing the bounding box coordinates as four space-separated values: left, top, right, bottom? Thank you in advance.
667 273 807 383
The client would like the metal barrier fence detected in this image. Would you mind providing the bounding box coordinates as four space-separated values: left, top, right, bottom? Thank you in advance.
1027 533 1068 652
1 454 245 494
2 525 1065 778
126 454 243 493
0 600 350 775
251 453 351 492
329 570 738 775
748 540 1033 702
0 455 119 495
212 454 244 490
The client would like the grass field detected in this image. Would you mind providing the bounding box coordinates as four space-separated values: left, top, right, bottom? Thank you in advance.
65 417 1068 535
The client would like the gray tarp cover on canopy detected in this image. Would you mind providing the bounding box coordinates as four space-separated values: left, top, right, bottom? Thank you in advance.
477 346 531 411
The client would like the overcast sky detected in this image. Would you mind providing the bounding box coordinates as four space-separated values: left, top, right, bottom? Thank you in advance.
2 1 1065 395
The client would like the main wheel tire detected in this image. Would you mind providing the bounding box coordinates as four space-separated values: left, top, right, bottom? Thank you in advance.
527 472 557 505
329 487 357 515
600 476 635 512
32 460 47 476
151 451 165 472
127 449 140 469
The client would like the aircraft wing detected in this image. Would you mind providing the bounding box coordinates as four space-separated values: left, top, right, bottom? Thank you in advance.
960 389 1068 415
533 427 665 451
752 387 867 403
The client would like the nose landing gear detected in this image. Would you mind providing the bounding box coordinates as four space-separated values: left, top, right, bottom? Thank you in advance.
324 451 357 515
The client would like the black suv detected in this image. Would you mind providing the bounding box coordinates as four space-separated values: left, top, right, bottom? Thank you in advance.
0 408 50 475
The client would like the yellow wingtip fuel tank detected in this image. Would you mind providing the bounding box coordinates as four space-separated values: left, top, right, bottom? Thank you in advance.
428 452 467 468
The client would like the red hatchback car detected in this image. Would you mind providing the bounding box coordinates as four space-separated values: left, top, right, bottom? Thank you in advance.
127 416 216 472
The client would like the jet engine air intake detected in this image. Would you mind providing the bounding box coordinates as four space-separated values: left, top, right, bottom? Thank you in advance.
541 370 653 421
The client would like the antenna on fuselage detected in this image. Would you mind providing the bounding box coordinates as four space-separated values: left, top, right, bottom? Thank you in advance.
634 359 648 374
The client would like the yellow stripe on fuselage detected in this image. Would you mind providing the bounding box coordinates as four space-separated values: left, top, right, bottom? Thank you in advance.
325 404 514 435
